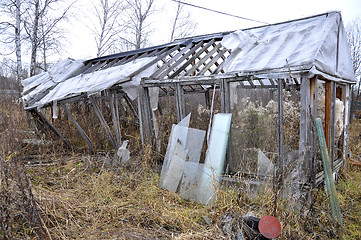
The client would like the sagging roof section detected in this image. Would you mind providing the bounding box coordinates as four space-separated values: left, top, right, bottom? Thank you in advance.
21 11 355 110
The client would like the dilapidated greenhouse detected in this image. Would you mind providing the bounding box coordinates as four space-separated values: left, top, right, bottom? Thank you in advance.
22 11 355 203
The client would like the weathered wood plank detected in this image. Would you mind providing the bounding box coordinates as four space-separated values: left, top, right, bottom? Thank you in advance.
315 118 343 225
123 93 139 118
342 84 351 166
137 86 153 145
61 103 95 153
89 96 117 149
169 40 216 79
184 42 222 76
128 45 181 79
310 76 318 187
298 76 312 201
149 43 194 79
277 79 284 188
175 83 186 121
330 82 336 168
157 41 204 79
82 60 108 74
198 48 227 76
32 109 72 149
220 78 230 113
325 81 332 150
110 91 121 148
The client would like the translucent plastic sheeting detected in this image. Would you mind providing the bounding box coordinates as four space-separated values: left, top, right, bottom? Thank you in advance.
22 59 84 103
257 149 274 177
162 140 188 192
220 12 355 82
185 128 206 163
149 87 160 111
159 113 191 186
197 113 232 205
179 162 204 200
160 113 231 205
28 57 157 108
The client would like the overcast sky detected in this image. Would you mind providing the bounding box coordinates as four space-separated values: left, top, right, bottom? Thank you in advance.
64 0 361 61
1 0 357 64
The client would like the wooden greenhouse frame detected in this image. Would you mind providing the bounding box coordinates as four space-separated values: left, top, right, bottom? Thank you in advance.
22 12 355 201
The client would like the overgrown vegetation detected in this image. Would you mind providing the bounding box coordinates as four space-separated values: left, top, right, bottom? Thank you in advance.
1 97 361 239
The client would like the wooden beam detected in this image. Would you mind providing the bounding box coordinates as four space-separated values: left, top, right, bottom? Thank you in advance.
89 96 117 149
123 93 139 118
205 90 211 109
170 40 216 78
158 41 204 79
128 45 180 79
298 76 312 202
61 103 95 153
184 42 222 76
342 84 351 167
149 43 194 79
220 78 230 113
137 86 153 145
330 82 336 168
31 109 72 149
110 91 121 148
310 76 318 187
276 79 284 188
325 81 332 150
174 83 186 121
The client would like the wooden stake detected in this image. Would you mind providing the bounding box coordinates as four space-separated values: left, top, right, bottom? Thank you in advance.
61 103 95 153
89 96 117 149
32 110 72 149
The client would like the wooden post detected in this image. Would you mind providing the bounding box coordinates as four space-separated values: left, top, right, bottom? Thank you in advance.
110 91 121 149
123 93 139 119
343 84 351 167
330 82 336 168
298 76 312 202
174 83 186 122
276 79 284 188
205 90 211 109
220 78 232 173
325 81 332 150
61 103 95 153
138 86 153 145
32 109 72 149
89 96 117 149
310 77 318 187
220 78 230 113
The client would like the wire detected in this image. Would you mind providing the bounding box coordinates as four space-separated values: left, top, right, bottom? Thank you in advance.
170 0 268 25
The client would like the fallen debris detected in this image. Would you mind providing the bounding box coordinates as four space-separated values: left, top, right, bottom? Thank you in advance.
160 113 232 205
117 140 130 164
220 211 281 240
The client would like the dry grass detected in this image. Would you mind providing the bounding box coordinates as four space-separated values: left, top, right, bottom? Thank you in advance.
1 98 361 239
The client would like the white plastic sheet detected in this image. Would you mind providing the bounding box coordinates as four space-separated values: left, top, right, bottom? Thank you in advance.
23 57 157 109
221 12 355 82
197 113 232 205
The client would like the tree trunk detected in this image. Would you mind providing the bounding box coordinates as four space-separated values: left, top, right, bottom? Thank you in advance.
30 0 40 76
15 0 22 80
42 22 47 71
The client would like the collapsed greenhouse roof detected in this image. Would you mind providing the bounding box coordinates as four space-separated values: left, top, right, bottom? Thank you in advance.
22 11 355 109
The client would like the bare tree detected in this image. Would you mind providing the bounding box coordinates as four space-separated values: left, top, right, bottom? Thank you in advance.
120 0 156 50
22 0 74 75
346 19 361 119
89 0 125 57
169 0 197 42
0 0 23 80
